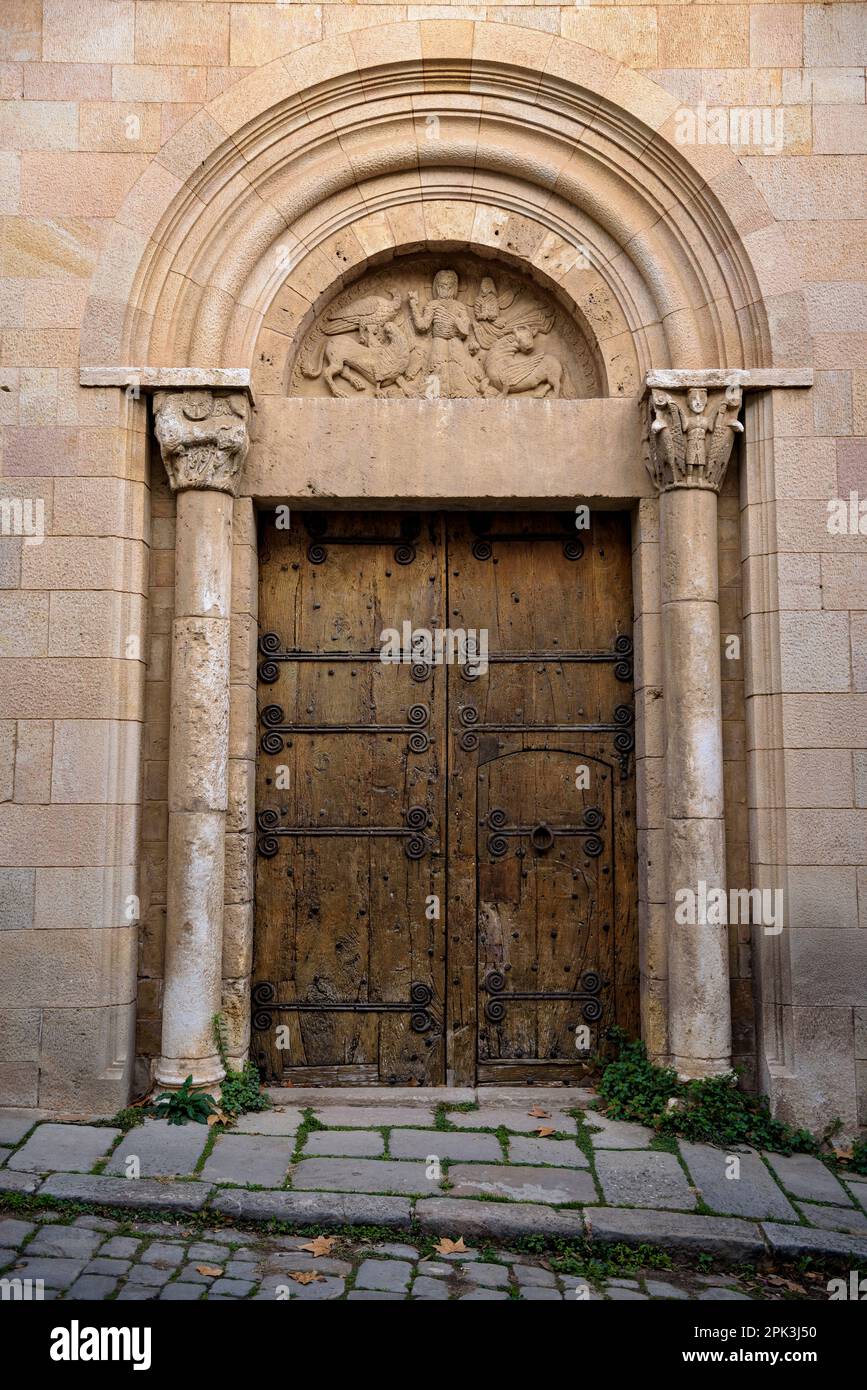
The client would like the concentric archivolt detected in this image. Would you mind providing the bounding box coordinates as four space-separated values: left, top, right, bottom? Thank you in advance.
81 22 811 386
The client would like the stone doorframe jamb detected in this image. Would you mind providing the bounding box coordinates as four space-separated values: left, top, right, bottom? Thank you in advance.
83 363 812 1088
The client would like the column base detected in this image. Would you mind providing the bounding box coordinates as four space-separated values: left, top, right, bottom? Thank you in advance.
153 1056 225 1093
671 1056 734 1082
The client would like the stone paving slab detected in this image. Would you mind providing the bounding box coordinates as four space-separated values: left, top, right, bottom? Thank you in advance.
761 1221 867 1261
27 1225 102 1259
415 1196 585 1241
293 1157 437 1196
355 1258 413 1292
447 1162 596 1205
201 1134 292 1187
0 1170 40 1194
263 1253 352 1276
0 1218 37 1243
258 1272 345 1300
764 1152 853 1206
448 1107 576 1134
0 1113 36 1146
10 1256 87 1287
411 1275 449 1299
312 1107 437 1129
507 1136 589 1167
7 1123 119 1174
304 1129 385 1158
40 1172 212 1213
583 1113 654 1149
680 1143 798 1221
230 1109 304 1136
210 1186 413 1227
105 1119 209 1178
595 1149 697 1210
797 1201 867 1234
388 1129 502 1161
846 1179 867 1207
586 1207 766 1260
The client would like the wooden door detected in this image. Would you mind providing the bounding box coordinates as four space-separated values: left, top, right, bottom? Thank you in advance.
446 512 638 1085
253 510 637 1086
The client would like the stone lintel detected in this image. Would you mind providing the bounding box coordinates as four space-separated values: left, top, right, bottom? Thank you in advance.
645 368 812 392
80 366 255 404
248 396 652 504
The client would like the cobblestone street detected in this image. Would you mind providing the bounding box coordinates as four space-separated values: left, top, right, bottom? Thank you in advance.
0 1210 766 1302
2 1089 866 1300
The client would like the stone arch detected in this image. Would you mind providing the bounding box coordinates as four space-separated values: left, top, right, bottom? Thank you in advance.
107 20 817 1103
81 21 812 385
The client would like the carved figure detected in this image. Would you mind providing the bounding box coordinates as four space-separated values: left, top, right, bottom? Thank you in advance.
291 259 586 400
407 268 486 398
647 384 743 491
483 325 567 398
319 321 416 398
153 389 249 493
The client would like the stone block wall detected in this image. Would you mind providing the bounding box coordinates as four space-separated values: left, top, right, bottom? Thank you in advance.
0 2 864 1122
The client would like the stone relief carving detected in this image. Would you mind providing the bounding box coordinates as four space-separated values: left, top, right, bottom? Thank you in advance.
153 389 250 494
644 385 744 493
289 256 599 400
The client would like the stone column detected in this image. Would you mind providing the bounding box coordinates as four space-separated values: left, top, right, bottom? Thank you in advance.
645 384 743 1079
152 389 251 1089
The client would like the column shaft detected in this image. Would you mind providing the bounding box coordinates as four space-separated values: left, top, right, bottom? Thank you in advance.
151 387 250 1092
644 382 743 1080
156 490 233 1087
660 487 731 1077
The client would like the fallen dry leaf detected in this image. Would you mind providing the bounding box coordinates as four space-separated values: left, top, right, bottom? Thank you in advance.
300 1235 335 1257
287 1270 324 1285
196 1265 224 1277
766 1276 806 1294
534 1126 556 1137
433 1237 468 1255
527 1105 550 1118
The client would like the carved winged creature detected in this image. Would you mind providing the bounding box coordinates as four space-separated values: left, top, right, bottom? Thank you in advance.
648 388 684 485
319 291 402 338
706 386 744 489
300 291 408 392
471 278 556 352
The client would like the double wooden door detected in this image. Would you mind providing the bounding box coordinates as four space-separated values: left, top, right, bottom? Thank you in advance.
253 511 637 1086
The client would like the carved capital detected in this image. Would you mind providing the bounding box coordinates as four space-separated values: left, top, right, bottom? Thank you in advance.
643 384 743 494
153 388 250 495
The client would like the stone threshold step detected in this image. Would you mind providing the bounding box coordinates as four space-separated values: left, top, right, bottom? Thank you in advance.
263 1086 596 1108
16 1172 867 1264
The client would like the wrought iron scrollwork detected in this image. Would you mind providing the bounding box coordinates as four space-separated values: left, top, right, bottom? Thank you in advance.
259 702 431 754
612 634 634 682
484 805 605 859
302 512 421 566
468 512 584 562
252 979 435 1033
457 701 635 776
612 703 635 777
256 805 434 860
459 633 633 684
257 631 431 685
481 968 604 1024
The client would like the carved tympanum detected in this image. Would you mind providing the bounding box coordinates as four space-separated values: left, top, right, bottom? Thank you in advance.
153 389 250 494
644 385 744 493
289 255 599 400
